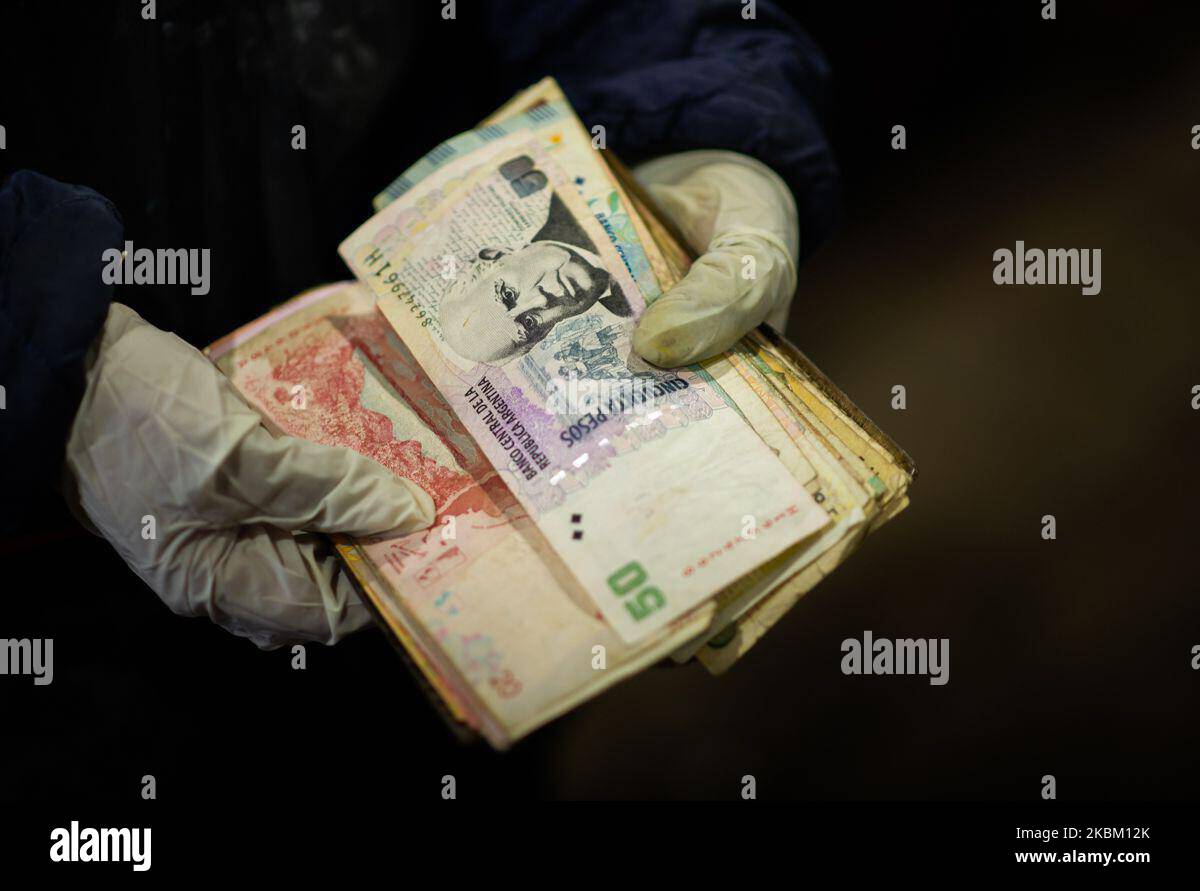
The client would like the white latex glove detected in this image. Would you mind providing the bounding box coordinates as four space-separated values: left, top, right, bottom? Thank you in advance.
632 150 800 367
64 303 434 649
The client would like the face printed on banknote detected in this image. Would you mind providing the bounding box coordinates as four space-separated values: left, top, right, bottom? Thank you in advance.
440 189 632 365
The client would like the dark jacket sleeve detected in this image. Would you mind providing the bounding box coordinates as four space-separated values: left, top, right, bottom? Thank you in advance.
487 0 839 260
0 170 123 534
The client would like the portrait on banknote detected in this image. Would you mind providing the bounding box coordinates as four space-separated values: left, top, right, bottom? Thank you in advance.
440 166 632 366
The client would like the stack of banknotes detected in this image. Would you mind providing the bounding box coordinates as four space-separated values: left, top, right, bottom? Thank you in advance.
206 79 914 748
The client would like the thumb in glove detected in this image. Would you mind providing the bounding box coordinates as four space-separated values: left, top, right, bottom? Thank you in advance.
631 150 800 367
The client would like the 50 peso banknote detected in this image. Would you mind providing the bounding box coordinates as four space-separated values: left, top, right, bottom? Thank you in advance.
340 142 829 644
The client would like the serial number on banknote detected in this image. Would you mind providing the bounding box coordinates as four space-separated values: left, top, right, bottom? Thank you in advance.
362 246 437 331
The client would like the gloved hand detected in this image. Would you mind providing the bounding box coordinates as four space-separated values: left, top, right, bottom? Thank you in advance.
64 302 434 649
631 150 800 367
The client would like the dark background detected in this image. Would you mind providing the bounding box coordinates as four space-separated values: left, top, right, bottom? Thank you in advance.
2 0 1199 806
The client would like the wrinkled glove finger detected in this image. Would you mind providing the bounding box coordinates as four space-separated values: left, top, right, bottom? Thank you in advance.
149 522 375 649
210 423 436 537
73 302 434 537
633 231 793 367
